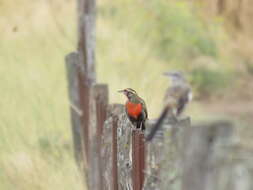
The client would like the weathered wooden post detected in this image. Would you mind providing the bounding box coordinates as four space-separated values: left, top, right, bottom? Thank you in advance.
65 52 84 167
116 107 134 190
77 0 96 162
65 0 96 188
94 84 108 136
102 104 141 190
101 104 126 190
132 131 146 190
77 0 96 79
144 117 191 190
181 121 234 190
89 84 109 190
112 115 119 190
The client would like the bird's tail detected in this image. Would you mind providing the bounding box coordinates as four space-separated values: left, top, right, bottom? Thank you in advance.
146 105 170 141
141 122 146 131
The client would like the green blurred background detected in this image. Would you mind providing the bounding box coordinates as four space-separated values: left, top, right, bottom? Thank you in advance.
0 0 253 189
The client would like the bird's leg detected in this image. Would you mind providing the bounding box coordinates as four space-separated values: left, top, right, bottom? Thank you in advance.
137 122 143 131
138 123 142 131
131 122 138 131
140 122 146 131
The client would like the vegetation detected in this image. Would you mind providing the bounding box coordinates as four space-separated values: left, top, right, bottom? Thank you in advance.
0 0 83 189
0 0 250 189
97 0 236 100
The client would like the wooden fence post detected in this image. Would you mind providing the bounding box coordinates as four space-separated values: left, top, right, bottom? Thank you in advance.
65 51 91 186
132 131 146 190
101 104 134 190
70 0 96 188
65 52 84 167
94 84 109 189
78 73 91 164
77 0 96 82
94 84 108 136
144 117 190 190
101 104 125 190
87 84 109 190
181 121 234 190
116 106 133 189
112 115 119 190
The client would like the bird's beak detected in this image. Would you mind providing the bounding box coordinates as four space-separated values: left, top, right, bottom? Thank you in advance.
118 90 125 93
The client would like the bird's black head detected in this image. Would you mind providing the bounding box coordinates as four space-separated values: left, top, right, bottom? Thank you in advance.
118 88 138 100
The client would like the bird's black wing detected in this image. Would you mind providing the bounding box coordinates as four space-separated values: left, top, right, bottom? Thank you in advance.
139 98 148 119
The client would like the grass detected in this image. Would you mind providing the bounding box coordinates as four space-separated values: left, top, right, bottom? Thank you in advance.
0 0 246 189
0 0 84 189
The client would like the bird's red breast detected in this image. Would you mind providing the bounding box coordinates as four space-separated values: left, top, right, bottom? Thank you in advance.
126 101 142 119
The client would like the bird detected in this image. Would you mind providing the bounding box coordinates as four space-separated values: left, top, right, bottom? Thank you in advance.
118 88 148 131
146 71 192 141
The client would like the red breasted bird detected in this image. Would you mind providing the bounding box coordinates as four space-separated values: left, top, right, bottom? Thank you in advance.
118 88 148 131
146 71 192 141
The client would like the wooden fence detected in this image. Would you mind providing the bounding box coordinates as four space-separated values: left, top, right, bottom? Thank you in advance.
65 68 253 190
65 0 253 189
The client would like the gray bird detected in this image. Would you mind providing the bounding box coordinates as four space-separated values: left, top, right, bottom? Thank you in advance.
146 71 192 141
